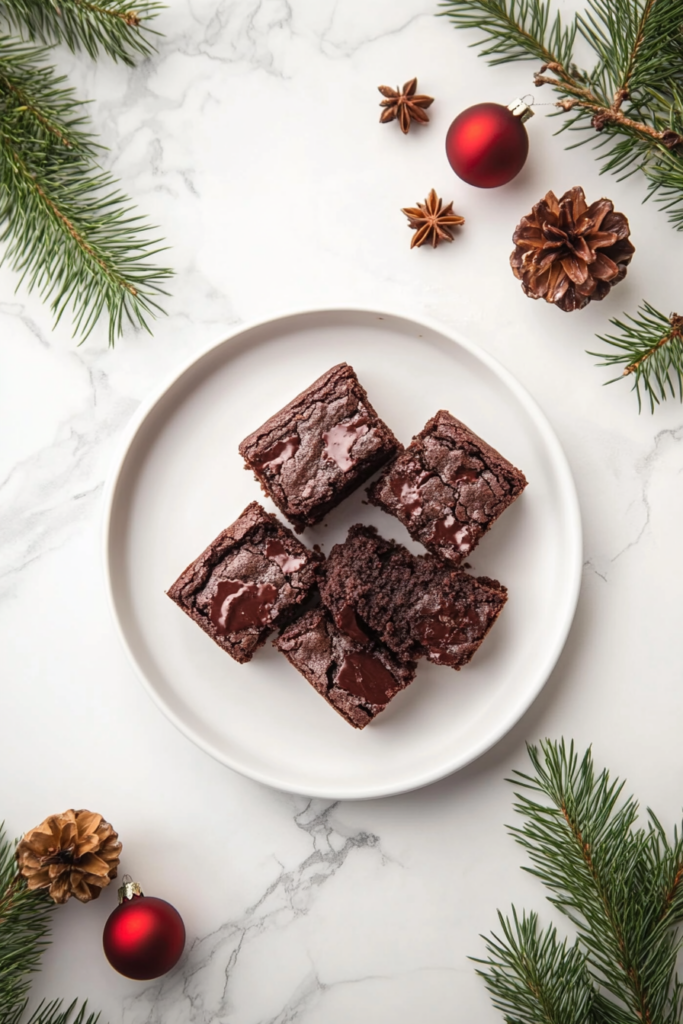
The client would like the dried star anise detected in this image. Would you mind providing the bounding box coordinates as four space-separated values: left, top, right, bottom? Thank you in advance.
16 809 121 903
510 186 635 312
378 78 433 134
402 189 465 248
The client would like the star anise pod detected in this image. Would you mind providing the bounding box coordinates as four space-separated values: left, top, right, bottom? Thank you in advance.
378 78 433 134
510 186 635 312
402 189 465 249
16 809 121 904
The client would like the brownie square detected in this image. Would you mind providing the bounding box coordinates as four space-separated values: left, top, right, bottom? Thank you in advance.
238 363 401 532
319 525 507 670
166 502 323 664
274 607 416 729
368 410 527 566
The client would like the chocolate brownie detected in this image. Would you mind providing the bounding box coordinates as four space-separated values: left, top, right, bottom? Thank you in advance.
238 363 401 532
368 410 527 566
319 525 507 670
167 502 322 664
274 607 416 729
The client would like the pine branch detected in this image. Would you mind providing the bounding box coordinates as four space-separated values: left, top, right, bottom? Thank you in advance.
577 0 683 100
0 0 163 65
19 999 100 1024
474 908 595 1024
589 302 683 412
437 0 577 69
0 824 54 1020
508 740 683 1024
0 37 99 153
441 0 683 228
0 40 172 345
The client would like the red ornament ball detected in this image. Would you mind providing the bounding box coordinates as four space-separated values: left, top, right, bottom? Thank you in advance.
446 102 530 188
103 888 185 981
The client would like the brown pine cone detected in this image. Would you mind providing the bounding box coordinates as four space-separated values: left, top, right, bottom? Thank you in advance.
510 186 635 312
16 809 121 904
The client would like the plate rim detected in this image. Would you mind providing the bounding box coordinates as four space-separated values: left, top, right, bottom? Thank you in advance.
102 305 583 799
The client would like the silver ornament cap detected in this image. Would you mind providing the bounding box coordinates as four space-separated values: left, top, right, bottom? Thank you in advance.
508 97 535 124
118 874 143 904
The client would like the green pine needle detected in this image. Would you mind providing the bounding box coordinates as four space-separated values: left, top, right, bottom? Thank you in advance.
0 824 54 1020
474 908 594 1024
0 825 105 1024
20 999 100 1024
0 0 163 66
0 32 172 345
437 0 577 69
475 740 683 1024
0 38 98 153
439 0 683 229
590 302 683 412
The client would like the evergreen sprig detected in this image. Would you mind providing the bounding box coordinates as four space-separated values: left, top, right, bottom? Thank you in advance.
0 4 170 344
475 909 594 1024
0 0 162 65
436 0 577 69
439 0 683 229
0 824 53 1020
590 303 683 412
0 825 102 1024
475 740 683 1024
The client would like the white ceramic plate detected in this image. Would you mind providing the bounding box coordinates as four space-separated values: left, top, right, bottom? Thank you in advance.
103 308 581 799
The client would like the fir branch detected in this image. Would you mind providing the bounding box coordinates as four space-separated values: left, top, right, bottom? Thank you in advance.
18 999 100 1024
507 741 683 1024
590 302 683 412
0 40 172 345
0 824 54 1021
473 742 683 1024
577 0 683 101
0 0 163 65
474 908 595 1024
0 37 98 153
437 0 577 70
441 0 683 227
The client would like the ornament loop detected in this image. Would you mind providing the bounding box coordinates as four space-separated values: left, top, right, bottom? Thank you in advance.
118 875 143 903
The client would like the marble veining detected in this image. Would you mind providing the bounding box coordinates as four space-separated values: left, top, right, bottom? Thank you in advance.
2 1 683 1022
122 802 386 1023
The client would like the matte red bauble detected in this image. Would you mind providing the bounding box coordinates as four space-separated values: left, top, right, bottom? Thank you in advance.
103 878 185 980
445 100 534 188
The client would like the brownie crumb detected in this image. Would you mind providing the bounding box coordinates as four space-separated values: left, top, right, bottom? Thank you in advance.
320 524 507 670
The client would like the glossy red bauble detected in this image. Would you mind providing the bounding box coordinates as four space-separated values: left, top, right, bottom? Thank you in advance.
103 892 185 980
446 102 530 188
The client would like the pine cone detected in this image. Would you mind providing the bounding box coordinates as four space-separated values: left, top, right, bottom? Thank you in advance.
510 186 635 312
16 809 121 904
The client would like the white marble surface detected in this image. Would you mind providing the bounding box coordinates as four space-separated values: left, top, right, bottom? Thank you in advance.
2 2 683 1021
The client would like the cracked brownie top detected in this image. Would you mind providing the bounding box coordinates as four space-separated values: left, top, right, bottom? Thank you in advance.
274 607 416 729
239 363 401 532
166 501 323 664
367 410 527 566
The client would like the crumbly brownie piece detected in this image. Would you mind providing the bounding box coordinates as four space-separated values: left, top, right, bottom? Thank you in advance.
167 502 323 664
274 607 416 729
238 363 401 532
368 410 527 566
319 525 507 670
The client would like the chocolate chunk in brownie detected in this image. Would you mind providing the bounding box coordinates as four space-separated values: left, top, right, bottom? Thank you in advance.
274 607 416 729
167 502 323 664
238 363 401 532
367 410 527 566
319 525 507 670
